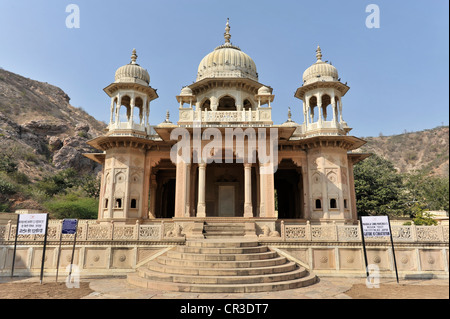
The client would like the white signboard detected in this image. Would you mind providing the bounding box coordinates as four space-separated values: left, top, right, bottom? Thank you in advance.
361 216 391 237
17 214 48 235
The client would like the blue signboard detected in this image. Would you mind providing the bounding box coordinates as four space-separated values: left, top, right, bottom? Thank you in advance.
62 219 78 234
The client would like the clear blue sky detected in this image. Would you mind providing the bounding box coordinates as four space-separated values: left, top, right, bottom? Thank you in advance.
0 0 448 138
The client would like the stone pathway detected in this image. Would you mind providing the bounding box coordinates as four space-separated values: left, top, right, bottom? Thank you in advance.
2 275 447 299
83 276 360 299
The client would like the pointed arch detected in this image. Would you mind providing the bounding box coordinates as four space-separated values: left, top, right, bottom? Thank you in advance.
309 95 318 122
243 98 253 110
201 98 211 111
218 95 236 111
134 96 144 124
118 95 131 122
321 94 331 121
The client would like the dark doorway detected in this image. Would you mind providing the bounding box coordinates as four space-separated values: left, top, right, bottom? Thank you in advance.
154 160 176 218
218 96 237 111
160 178 176 218
274 160 303 219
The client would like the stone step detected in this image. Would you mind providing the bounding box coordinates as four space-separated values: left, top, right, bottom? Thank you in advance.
128 272 318 293
202 223 246 239
146 260 298 276
204 222 245 227
167 250 278 261
137 266 307 285
185 239 258 248
177 245 268 254
127 239 318 293
204 232 245 238
156 255 287 269
203 224 245 231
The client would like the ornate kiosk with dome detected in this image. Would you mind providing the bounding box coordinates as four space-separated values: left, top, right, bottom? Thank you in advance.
86 19 368 231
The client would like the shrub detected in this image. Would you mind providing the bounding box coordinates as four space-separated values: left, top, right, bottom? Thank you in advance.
413 212 438 226
23 152 40 164
0 155 17 173
0 178 16 194
11 171 30 185
0 202 10 212
77 131 89 138
44 193 98 219
35 168 79 196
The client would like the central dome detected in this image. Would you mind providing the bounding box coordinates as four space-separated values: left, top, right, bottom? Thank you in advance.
196 19 258 82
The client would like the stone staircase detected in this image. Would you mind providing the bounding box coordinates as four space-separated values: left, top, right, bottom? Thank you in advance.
202 222 245 238
127 239 317 293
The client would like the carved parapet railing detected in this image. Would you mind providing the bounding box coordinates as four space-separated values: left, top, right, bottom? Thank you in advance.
1 220 448 244
178 108 273 124
200 110 258 122
0 219 171 242
282 221 449 243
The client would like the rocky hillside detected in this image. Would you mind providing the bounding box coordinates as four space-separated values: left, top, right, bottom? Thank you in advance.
0 68 106 181
355 126 449 177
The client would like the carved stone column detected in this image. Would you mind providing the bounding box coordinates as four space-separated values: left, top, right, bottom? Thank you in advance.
259 164 266 217
115 93 121 127
197 162 206 217
148 174 157 219
110 98 115 125
317 94 323 127
129 94 135 127
259 161 276 218
185 163 191 217
244 163 253 217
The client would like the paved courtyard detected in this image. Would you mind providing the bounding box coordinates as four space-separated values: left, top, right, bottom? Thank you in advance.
1 275 448 300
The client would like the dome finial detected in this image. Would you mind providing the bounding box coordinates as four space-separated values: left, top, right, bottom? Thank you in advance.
131 48 137 64
287 107 292 122
316 45 322 62
224 18 231 44
165 110 171 123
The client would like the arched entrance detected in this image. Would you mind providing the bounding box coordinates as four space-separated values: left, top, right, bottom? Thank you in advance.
153 160 176 218
274 159 303 219
194 163 248 217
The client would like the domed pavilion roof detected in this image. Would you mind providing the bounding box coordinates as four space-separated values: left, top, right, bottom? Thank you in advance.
196 19 258 82
114 49 150 86
302 46 339 85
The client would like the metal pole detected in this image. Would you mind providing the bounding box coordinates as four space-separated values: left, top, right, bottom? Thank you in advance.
11 215 20 278
68 226 78 283
387 216 399 283
359 217 369 278
55 222 63 282
39 214 49 284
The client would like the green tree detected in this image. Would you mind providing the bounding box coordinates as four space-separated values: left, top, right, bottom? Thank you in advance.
35 168 80 196
354 154 406 217
404 172 449 213
79 174 101 199
44 192 99 219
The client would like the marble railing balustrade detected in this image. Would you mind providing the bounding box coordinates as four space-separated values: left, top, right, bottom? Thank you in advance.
281 221 449 243
1 219 448 244
0 220 166 242
0 219 448 278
